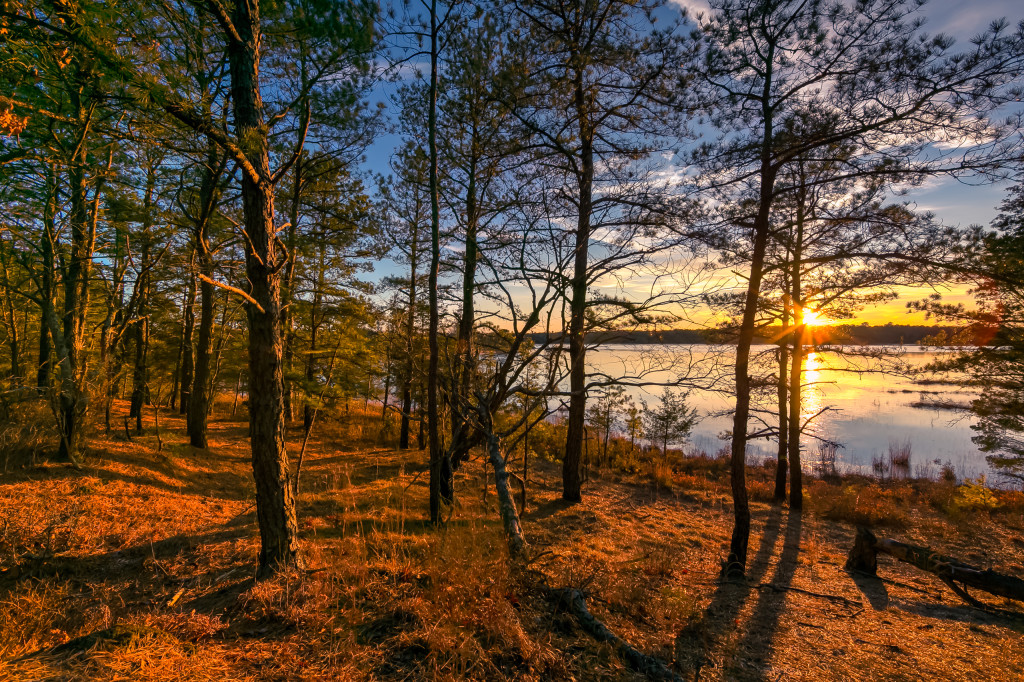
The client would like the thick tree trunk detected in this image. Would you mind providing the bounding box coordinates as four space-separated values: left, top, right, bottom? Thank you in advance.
188 146 223 447
563 75 594 504
446 157 479 503
229 0 302 577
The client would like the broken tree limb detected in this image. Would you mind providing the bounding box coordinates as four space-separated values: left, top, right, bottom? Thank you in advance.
553 588 684 682
846 526 1024 607
470 401 527 557
484 426 527 558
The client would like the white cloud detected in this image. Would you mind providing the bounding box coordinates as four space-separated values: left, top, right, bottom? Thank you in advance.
668 0 711 20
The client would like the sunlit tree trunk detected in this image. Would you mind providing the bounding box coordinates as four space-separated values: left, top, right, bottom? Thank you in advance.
228 0 302 576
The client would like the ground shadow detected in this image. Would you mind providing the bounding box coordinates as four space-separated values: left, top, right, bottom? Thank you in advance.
687 505 784 678
849 570 890 611
732 509 803 680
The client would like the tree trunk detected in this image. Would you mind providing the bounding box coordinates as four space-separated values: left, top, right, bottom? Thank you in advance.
229 0 302 577
426 0 443 524
477 406 526 557
36 168 56 392
179 265 196 417
725 169 776 576
303 286 320 435
189 253 214 446
725 50 778 575
0 237 22 385
563 74 594 504
56 112 95 464
774 298 789 501
282 153 301 423
400 224 418 450
447 145 480 501
188 146 223 447
130 166 156 433
788 198 806 510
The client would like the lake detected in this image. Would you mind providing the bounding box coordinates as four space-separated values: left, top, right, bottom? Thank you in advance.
581 344 992 482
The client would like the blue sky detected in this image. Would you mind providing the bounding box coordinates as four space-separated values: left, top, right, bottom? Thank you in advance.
364 0 1024 326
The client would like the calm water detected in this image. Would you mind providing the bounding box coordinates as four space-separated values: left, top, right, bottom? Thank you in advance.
582 344 991 481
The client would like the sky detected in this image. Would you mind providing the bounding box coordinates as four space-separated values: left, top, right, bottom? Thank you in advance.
366 0 1024 329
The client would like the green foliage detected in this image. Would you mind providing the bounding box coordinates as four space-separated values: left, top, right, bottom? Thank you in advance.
947 476 1002 515
643 388 698 460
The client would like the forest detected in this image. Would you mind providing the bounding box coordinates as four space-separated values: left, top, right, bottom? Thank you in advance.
2 0 1024 679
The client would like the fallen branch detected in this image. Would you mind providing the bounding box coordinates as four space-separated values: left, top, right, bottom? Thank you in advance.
756 582 862 607
553 587 684 682
846 526 1024 609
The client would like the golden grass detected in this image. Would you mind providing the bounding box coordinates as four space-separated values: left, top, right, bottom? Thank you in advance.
1 398 1023 680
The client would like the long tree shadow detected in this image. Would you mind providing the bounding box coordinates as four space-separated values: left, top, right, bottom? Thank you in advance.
849 569 890 611
730 509 803 680
682 506 784 679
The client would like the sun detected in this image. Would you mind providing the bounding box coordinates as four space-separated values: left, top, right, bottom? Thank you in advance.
802 308 825 327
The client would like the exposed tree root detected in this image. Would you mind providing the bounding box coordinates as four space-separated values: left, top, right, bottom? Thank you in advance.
552 587 684 682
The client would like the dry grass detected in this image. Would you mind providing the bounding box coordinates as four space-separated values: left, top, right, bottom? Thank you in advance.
2 399 1024 680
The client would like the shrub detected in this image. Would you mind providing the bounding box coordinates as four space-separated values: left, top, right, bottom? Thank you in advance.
945 476 1001 516
814 482 909 527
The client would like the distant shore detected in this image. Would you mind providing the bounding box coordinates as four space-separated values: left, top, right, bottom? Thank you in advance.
530 324 986 347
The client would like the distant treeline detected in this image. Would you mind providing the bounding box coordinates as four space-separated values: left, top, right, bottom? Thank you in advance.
529 324 989 346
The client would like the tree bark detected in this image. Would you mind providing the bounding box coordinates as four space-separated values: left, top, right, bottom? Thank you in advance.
228 0 302 577
399 219 418 450
476 406 526 557
563 72 594 504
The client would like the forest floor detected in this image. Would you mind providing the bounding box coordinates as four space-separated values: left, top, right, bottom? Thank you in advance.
2 401 1024 681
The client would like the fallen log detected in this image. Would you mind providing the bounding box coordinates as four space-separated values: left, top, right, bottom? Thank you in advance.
846 526 1024 608
553 587 684 682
